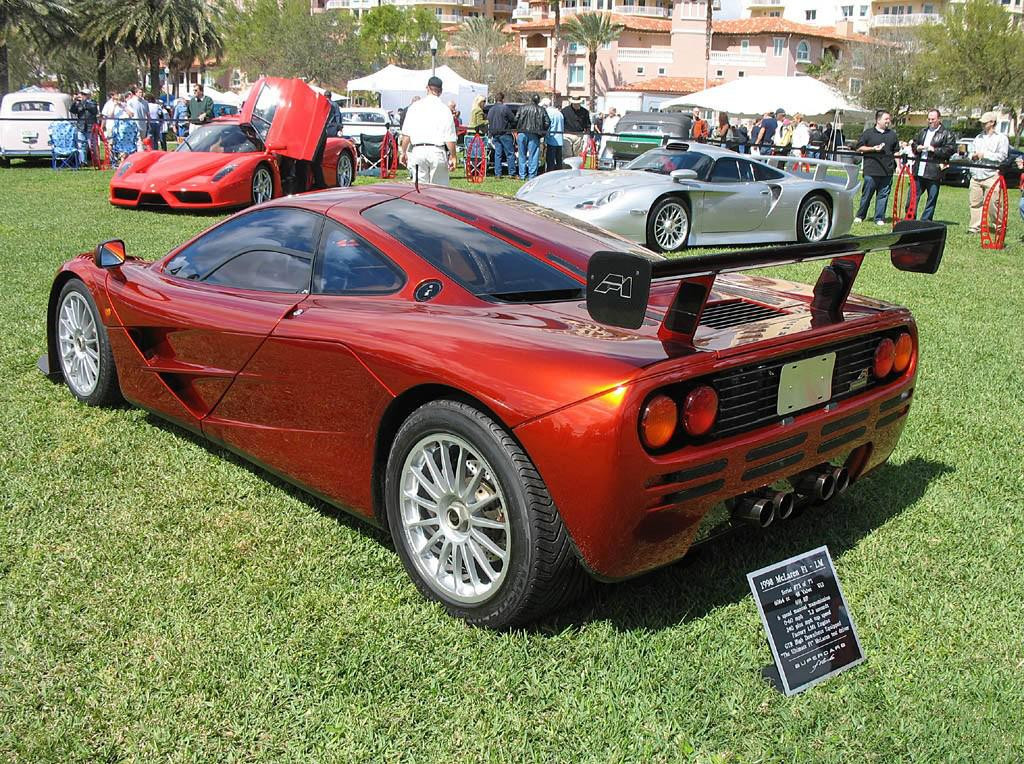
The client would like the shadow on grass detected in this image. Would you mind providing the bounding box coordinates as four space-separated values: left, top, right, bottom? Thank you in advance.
533 456 953 634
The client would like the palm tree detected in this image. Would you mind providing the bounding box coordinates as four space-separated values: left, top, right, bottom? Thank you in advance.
562 12 622 111
548 0 561 106
451 17 509 85
0 0 73 95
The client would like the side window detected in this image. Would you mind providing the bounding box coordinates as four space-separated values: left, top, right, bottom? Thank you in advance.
314 220 405 295
164 207 321 291
751 162 786 181
709 158 741 182
736 160 755 182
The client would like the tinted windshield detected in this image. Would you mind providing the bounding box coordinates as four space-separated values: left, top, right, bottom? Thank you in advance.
363 199 584 301
626 150 713 177
177 124 261 153
340 111 386 124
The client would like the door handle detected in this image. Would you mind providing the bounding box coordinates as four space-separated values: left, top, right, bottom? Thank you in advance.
760 190 771 195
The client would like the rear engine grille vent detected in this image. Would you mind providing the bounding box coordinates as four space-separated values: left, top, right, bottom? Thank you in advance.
699 300 789 330
710 331 887 440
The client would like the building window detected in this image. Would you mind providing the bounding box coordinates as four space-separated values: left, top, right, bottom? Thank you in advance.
658 67 666 75
796 40 810 62
740 38 749 51
850 78 862 95
769 10 780 15
738 71 745 77
805 9 816 20
841 4 853 16
923 3 933 11
636 66 645 75
568 64 585 85
860 4 868 15
773 37 785 56
715 69 724 77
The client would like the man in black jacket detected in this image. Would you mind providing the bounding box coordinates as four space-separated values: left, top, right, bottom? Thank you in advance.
561 97 590 157
487 92 516 178
907 108 956 221
854 110 899 225
515 94 549 180
70 91 98 164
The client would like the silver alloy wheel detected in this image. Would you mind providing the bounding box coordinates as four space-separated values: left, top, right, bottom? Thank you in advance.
252 167 273 204
337 155 353 187
57 291 100 397
653 201 689 251
399 433 511 605
801 199 830 241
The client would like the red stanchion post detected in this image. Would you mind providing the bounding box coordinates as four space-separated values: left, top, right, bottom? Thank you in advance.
380 132 398 179
466 134 486 184
891 163 918 224
89 124 111 170
981 174 1008 250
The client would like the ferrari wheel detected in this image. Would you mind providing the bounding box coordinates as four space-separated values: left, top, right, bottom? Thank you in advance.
647 196 690 253
251 164 274 205
385 400 587 628
336 153 354 188
798 194 832 243
56 280 121 406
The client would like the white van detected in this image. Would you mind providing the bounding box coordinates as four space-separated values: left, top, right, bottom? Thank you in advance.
0 90 73 165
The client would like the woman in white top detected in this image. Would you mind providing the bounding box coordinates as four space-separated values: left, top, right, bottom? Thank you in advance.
791 113 810 156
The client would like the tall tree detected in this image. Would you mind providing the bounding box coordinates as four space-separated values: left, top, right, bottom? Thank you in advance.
359 5 441 70
562 12 622 110
918 0 1024 126
0 0 73 95
548 0 561 106
447 18 529 97
703 0 712 89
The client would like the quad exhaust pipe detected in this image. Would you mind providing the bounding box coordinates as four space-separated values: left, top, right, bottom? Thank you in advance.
795 464 836 504
759 488 795 521
731 465 850 528
832 466 850 495
732 494 776 528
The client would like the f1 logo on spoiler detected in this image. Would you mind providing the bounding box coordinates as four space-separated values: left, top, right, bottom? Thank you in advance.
593 273 633 299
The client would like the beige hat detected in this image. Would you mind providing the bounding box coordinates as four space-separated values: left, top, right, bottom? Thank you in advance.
981 111 998 124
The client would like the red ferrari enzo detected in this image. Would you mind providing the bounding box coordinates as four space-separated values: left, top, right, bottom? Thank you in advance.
41 183 945 627
109 77 358 210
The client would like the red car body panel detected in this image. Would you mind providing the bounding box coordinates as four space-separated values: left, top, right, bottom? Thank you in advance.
48 184 927 580
240 77 330 161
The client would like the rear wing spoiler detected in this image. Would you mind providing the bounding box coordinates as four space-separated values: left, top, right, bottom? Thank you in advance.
586 220 946 346
761 155 861 191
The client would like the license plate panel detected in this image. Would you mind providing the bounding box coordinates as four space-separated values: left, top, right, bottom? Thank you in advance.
777 352 836 415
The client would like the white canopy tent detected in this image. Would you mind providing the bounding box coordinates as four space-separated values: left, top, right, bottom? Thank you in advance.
202 86 242 108
346 64 487 119
660 76 868 121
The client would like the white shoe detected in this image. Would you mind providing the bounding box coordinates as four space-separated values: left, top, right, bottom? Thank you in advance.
876 219 887 226
853 217 863 223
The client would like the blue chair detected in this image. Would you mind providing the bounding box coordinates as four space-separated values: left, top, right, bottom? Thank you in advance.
110 118 139 168
49 121 81 170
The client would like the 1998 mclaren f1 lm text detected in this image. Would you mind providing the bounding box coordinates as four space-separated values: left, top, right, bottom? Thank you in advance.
40 184 945 627
516 144 862 252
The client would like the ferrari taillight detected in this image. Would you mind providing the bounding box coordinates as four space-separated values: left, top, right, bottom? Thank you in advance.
873 338 896 379
683 385 718 437
893 332 913 373
640 395 677 449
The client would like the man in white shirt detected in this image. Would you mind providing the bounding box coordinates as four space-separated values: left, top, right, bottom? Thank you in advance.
399 76 458 186
967 111 1009 233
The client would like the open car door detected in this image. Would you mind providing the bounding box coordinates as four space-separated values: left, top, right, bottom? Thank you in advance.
241 77 329 161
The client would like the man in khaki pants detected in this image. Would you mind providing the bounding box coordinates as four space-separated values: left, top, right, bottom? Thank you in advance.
967 111 1009 233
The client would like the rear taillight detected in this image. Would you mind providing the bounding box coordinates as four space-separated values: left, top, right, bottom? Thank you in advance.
683 385 718 436
873 337 896 378
893 332 913 373
640 395 677 449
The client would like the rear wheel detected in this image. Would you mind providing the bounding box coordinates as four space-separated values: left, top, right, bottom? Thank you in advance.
251 164 274 205
797 194 832 242
646 196 690 253
385 400 587 628
56 280 121 406
336 153 354 188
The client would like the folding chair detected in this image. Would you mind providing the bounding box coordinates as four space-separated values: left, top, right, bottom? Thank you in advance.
49 121 81 170
358 133 386 177
110 119 139 168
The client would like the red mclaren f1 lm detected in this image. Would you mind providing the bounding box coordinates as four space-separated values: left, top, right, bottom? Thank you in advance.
40 183 946 628
109 77 358 210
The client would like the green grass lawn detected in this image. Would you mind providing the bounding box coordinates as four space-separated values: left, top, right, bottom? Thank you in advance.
1 165 1023 763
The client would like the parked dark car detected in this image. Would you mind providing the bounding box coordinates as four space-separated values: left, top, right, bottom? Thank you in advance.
940 139 1022 188
603 111 693 166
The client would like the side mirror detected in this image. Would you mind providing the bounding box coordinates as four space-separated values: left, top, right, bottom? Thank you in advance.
670 169 698 182
95 239 126 268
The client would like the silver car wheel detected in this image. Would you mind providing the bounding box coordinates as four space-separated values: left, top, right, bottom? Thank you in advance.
337 154 353 187
252 166 273 204
57 291 100 397
801 199 831 242
399 433 511 605
653 200 689 251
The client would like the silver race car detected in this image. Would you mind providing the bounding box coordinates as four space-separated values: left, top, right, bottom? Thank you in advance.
515 143 861 252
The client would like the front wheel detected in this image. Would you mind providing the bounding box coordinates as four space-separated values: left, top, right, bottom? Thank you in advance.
251 164 274 205
56 280 122 406
336 153 354 188
797 194 832 242
385 400 587 628
646 196 690 253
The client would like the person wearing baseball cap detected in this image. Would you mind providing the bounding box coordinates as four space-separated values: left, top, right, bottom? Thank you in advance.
399 76 458 185
967 110 1009 233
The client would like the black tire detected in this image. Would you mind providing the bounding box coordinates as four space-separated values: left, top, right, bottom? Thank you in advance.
55 279 122 407
797 193 832 243
336 153 354 188
0 157 10 168
385 399 588 628
646 196 690 253
251 163 274 205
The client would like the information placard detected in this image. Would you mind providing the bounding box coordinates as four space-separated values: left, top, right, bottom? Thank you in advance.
747 546 864 695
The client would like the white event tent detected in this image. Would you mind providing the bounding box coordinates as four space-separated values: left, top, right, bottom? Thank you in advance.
347 64 487 119
660 76 867 121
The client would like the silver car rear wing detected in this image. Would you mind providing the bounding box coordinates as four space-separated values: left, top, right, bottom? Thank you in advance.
586 220 946 346
761 155 861 191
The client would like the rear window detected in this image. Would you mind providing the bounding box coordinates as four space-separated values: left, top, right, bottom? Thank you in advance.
12 101 53 112
362 199 583 301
